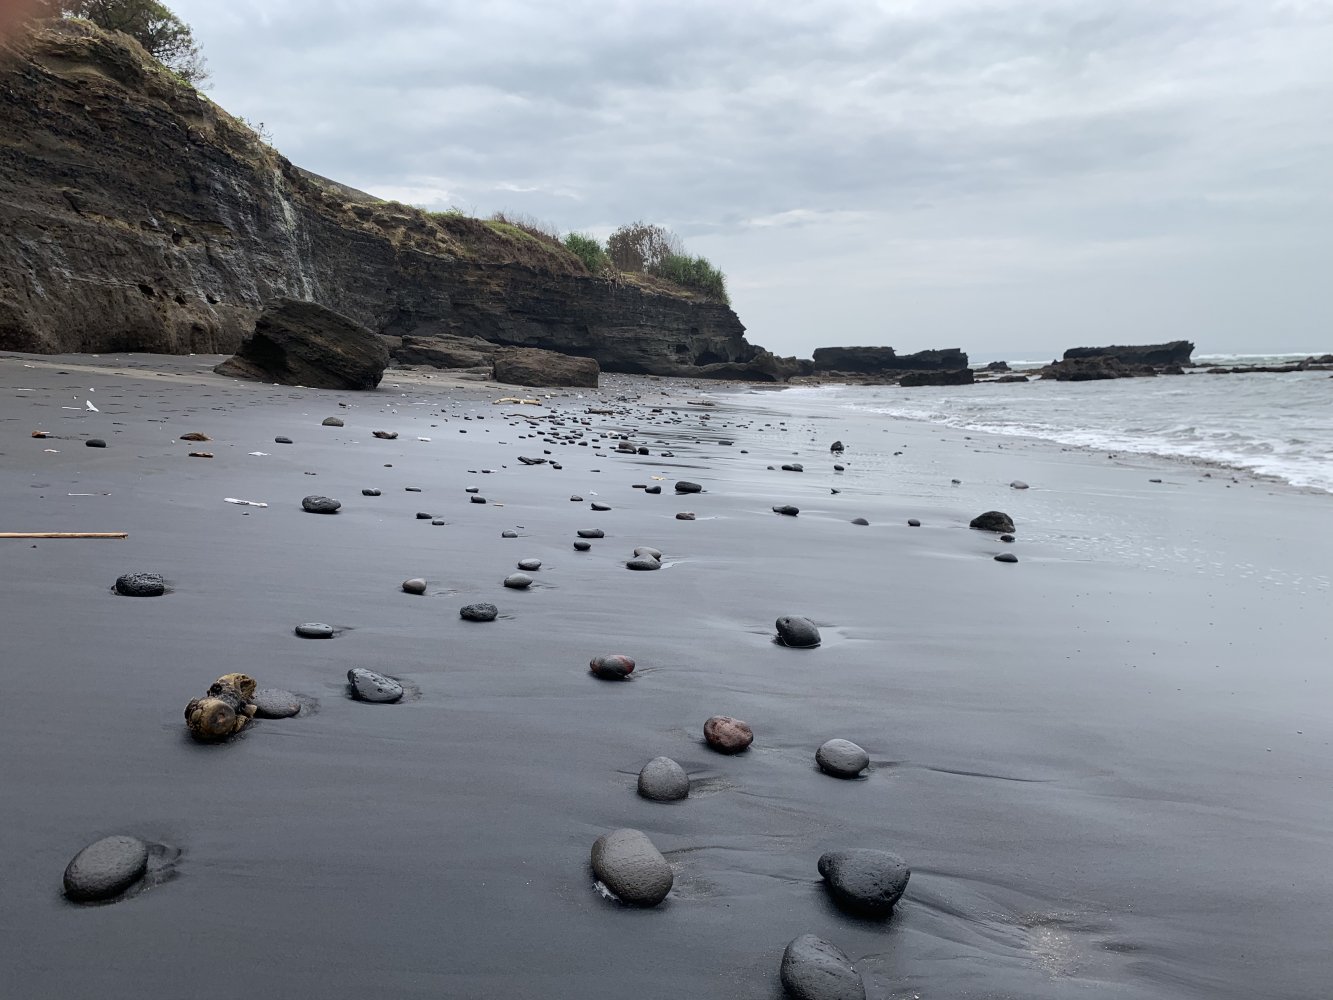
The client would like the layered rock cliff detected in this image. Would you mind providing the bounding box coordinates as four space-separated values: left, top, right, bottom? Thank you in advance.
0 20 776 377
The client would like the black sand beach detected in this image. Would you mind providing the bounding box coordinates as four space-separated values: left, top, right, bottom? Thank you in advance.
2 352 1330 999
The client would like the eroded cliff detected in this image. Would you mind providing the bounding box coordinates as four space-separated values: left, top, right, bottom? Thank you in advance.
0 20 773 376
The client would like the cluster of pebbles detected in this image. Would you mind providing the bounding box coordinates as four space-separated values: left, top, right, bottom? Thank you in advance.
68 402 1026 997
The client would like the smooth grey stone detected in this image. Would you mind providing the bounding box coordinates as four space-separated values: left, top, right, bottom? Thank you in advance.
114 572 164 597
415 512 432 519
361 488 381 496
402 578 427 595
470 496 487 504
850 518 869 526
570 495 584 501
1000 533 1015 543
644 485 661 494
969 510 1015 532
626 556 661 571
460 602 498 622
347 668 403 703
590 828 673 907
632 546 662 560
321 416 343 427
589 653 635 680
275 436 293 444
907 518 921 527
63 835 149 903
295 622 334 639
517 559 542 571
405 486 422 492
817 849 910 916
85 438 106 448
834 464 845 471
577 528 604 538
816 739 869 778
637 757 689 801
501 530 519 538
504 573 533 589
253 688 301 719
591 502 611 511
776 616 821 648
466 487 480 493
573 540 592 551
1010 480 1030 489
302 495 341 514
675 512 695 521
773 505 799 516
675 481 702 493
780 934 866 1000
781 463 804 472
431 519 446 526
995 552 1019 563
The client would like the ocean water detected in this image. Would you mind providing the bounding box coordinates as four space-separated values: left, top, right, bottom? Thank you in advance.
782 359 1333 493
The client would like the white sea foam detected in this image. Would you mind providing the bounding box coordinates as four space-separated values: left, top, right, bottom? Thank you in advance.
781 369 1333 492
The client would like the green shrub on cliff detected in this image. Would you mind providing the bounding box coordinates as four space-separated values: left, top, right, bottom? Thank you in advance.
563 232 611 275
43 0 207 85
648 253 730 305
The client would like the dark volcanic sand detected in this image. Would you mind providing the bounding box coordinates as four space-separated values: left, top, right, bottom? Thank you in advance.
2 352 1331 999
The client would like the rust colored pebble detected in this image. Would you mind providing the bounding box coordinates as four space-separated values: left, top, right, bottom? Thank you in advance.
589 654 635 680
704 715 753 754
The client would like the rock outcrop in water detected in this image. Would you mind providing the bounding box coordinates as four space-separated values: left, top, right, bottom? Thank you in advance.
0 21 782 380
1062 341 1194 366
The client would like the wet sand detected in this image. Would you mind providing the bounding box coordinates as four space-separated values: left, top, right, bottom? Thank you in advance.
2 351 1330 999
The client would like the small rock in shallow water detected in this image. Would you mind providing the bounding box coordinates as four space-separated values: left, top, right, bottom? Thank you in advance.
969 510 1014 532
402 578 427 595
773 505 799 516
816 739 869 778
994 552 1018 563
675 481 703 493
115 572 164 597
470 495 487 504
570 495 583 502
1000 533 1014 543
780 934 866 1000
517 559 542 571
817 848 910 916
302 495 341 514
362 488 381 496
577 528 604 539
501 530 518 538
633 546 662 560
295 622 334 639
705 715 753 753
850 518 869 526
644 484 661 494
590 828 673 907
591 502 611 511
776 615 821 648
253 688 301 719
907 518 921 527
372 430 398 440
460 602 498 622
589 653 635 680
1010 480 1029 489
321 416 343 427
675 512 695 521
415 512 432 519
63 835 149 903
781 463 804 472
347 668 403 703
638 757 689 801
275 436 293 444
85 438 106 448
573 540 592 551
626 556 661 571
504 573 533 589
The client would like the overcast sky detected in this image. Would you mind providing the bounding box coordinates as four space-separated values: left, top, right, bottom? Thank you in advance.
170 0 1332 361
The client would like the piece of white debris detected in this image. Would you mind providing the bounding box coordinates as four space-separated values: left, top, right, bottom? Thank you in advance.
224 497 268 508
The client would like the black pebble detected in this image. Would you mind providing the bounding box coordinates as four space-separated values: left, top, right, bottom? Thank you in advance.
362 489 381 496
275 436 293 444
85 438 106 448
995 553 1018 563
772 505 799 516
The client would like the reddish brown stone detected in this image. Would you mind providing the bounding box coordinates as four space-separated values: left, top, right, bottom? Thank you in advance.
704 715 753 754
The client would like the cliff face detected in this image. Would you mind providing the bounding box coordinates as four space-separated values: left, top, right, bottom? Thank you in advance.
811 346 969 373
0 21 767 376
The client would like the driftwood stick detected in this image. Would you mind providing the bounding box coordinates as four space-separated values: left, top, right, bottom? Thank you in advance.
0 532 128 539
